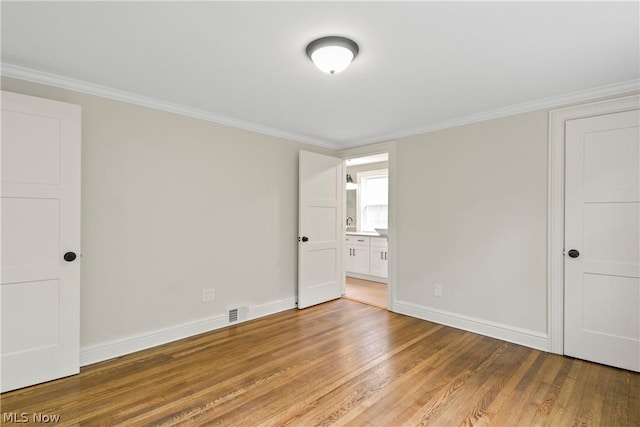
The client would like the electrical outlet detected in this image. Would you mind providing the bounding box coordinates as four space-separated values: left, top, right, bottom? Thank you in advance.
202 288 215 302
434 284 443 297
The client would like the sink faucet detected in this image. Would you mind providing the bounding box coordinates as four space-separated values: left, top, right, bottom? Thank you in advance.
346 217 354 226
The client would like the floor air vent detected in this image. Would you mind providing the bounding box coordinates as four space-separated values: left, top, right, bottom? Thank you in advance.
227 306 247 324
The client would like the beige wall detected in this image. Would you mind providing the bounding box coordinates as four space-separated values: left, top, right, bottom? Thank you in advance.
5 75 636 356
390 92 637 340
394 111 549 334
1 77 333 349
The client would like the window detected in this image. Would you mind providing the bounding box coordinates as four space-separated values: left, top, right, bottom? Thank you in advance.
358 169 388 232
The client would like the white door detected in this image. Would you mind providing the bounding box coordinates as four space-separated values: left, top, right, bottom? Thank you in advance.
564 109 640 372
1 91 81 392
298 151 343 309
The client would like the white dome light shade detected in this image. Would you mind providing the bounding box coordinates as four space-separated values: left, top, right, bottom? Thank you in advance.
306 36 359 75
310 46 354 74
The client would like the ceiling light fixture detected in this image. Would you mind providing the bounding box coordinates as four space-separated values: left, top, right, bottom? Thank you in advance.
306 36 359 75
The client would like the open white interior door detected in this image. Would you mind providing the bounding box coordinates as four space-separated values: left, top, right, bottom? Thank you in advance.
1 91 81 391
564 109 640 372
298 151 344 309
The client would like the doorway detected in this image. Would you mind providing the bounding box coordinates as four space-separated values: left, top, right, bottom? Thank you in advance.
341 153 390 309
344 277 387 309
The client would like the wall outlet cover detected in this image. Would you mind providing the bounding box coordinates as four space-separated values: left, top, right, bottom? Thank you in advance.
202 288 215 302
434 284 443 297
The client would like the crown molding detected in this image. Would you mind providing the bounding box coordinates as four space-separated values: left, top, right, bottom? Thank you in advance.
1 63 339 150
341 78 640 149
3 63 637 151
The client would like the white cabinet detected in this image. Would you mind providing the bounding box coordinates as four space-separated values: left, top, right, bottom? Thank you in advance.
346 236 370 275
345 235 388 281
369 237 388 278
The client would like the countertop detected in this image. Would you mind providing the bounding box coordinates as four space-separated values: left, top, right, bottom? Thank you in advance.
346 231 387 238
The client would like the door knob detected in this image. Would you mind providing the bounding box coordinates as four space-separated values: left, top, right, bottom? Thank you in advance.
301 236 309 242
567 249 580 258
64 252 77 262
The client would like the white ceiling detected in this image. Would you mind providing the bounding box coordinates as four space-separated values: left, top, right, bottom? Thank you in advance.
2 2 638 149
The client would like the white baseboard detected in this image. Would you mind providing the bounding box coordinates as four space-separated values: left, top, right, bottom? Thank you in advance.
394 300 549 352
80 297 297 366
249 297 297 319
80 297 547 366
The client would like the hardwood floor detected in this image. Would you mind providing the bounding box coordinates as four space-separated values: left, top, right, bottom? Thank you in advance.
1 299 638 426
344 276 387 309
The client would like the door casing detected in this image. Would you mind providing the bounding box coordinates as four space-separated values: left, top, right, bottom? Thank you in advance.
547 94 640 354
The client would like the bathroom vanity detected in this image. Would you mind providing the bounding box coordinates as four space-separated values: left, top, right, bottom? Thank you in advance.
345 232 388 283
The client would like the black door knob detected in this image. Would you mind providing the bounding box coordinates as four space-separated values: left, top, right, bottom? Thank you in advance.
568 249 580 258
63 252 77 262
301 236 309 242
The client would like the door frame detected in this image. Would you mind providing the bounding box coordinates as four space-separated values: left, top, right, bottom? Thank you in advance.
547 93 639 354
337 142 396 311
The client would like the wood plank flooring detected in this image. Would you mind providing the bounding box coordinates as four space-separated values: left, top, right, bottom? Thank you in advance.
344 277 387 309
1 299 637 426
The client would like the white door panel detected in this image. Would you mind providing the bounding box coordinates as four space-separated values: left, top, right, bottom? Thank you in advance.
2 280 61 354
564 109 640 372
1 91 81 392
582 274 639 339
583 202 639 264
298 151 343 309
1 110 61 185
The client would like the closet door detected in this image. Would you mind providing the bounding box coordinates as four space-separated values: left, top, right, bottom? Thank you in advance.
564 109 639 372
